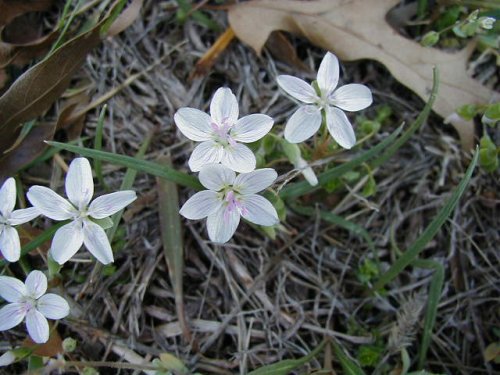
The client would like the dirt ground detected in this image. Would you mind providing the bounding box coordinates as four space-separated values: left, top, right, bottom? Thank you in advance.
1 1 499 374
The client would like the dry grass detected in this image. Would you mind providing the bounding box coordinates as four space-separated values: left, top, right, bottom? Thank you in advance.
1 1 499 374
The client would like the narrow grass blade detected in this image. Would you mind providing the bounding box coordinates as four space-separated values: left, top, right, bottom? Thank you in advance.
290 204 375 252
94 104 108 190
247 340 326 375
331 341 366 375
157 155 191 343
370 68 439 169
413 259 444 370
279 126 402 199
373 148 478 291
0 222 67 267
46 141 202 190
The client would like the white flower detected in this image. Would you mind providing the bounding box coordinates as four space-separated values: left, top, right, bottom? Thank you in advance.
0 270 69 344
179 164 279 243
27 158 137 265
174 87 274 173
479 16 495 30
0 178 39 262
277 52 372 148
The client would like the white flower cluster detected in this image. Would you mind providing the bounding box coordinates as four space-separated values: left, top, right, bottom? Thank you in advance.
0 157 136 347
176 52 372 243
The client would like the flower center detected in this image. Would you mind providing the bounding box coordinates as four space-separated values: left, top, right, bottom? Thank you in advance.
22 297 37 313
223 190 247 222
211 118 237 148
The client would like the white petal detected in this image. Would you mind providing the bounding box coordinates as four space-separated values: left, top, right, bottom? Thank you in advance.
284 105 322 143
174 108 213 141
9 207 39 225
0 276 26 302
188 141 223 172
276 75 318 103
199 163 235 191
0 178 16 217
234 168 277 194
37 294 70 320
210 87 239 126
26 309 49 343
231 114 274 143
297 159 318 186
88 191 137 219
65 158 94 210
179 191 221 220
317 52 339 96
330 84 373 111
0 226 21 263
326 106 356 149
240 194 279 226
206 206 240 244
27 186 76 221
83 220 113 264
0 303 25 331
221 144 256 173
0 351 16 367
25 271 47 299
50 221 84 265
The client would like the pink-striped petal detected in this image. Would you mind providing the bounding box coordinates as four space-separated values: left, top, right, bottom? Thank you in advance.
27 186 76 221
330 84 372 111
0 226 21 263
37 294 70 320
50 221 84 265
0 178 16 217
284 106 322 143
0 303 25 331
188 141 224 172
317 52 339 96
26 309 49 343
210 88 239 126
199 164 235 191
234 169 277 194
179 191 222 220
240 194 279 226
206 206 240 244
65 158 94 210
88 190 136 219
0 276 26 302
231 114 274 143
82 220 113 264
25 271 47 299
326 106 356 149
276 75 318 103
174 108 214 141
221 143 256 173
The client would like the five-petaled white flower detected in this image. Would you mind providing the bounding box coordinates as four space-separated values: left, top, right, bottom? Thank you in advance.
179 164 279 243
0 270 69 344
277 52 373 148
174 87 274 173
27 158 137 265
0 178 39 262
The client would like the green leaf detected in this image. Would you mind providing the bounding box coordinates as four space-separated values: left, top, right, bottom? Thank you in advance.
373 148 479 291
290 204 375 253
93 216 114 229
370 68 439 169
457 103 478 121
248 340 325 375
46 141 202 190
479 134 498 173
279 126 402 199
332 341 366 375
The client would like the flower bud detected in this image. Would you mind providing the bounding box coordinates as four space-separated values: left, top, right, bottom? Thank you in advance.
421 31 440 47
479 17 495 30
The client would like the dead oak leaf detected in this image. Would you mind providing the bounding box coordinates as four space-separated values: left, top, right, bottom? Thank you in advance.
228 0 495 150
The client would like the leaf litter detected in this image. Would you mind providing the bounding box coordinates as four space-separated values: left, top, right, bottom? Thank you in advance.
0 1 498 374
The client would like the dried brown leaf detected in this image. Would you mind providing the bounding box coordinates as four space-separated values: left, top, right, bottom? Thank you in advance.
106 0 144 37
0 0 53 27
228 0 494 149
